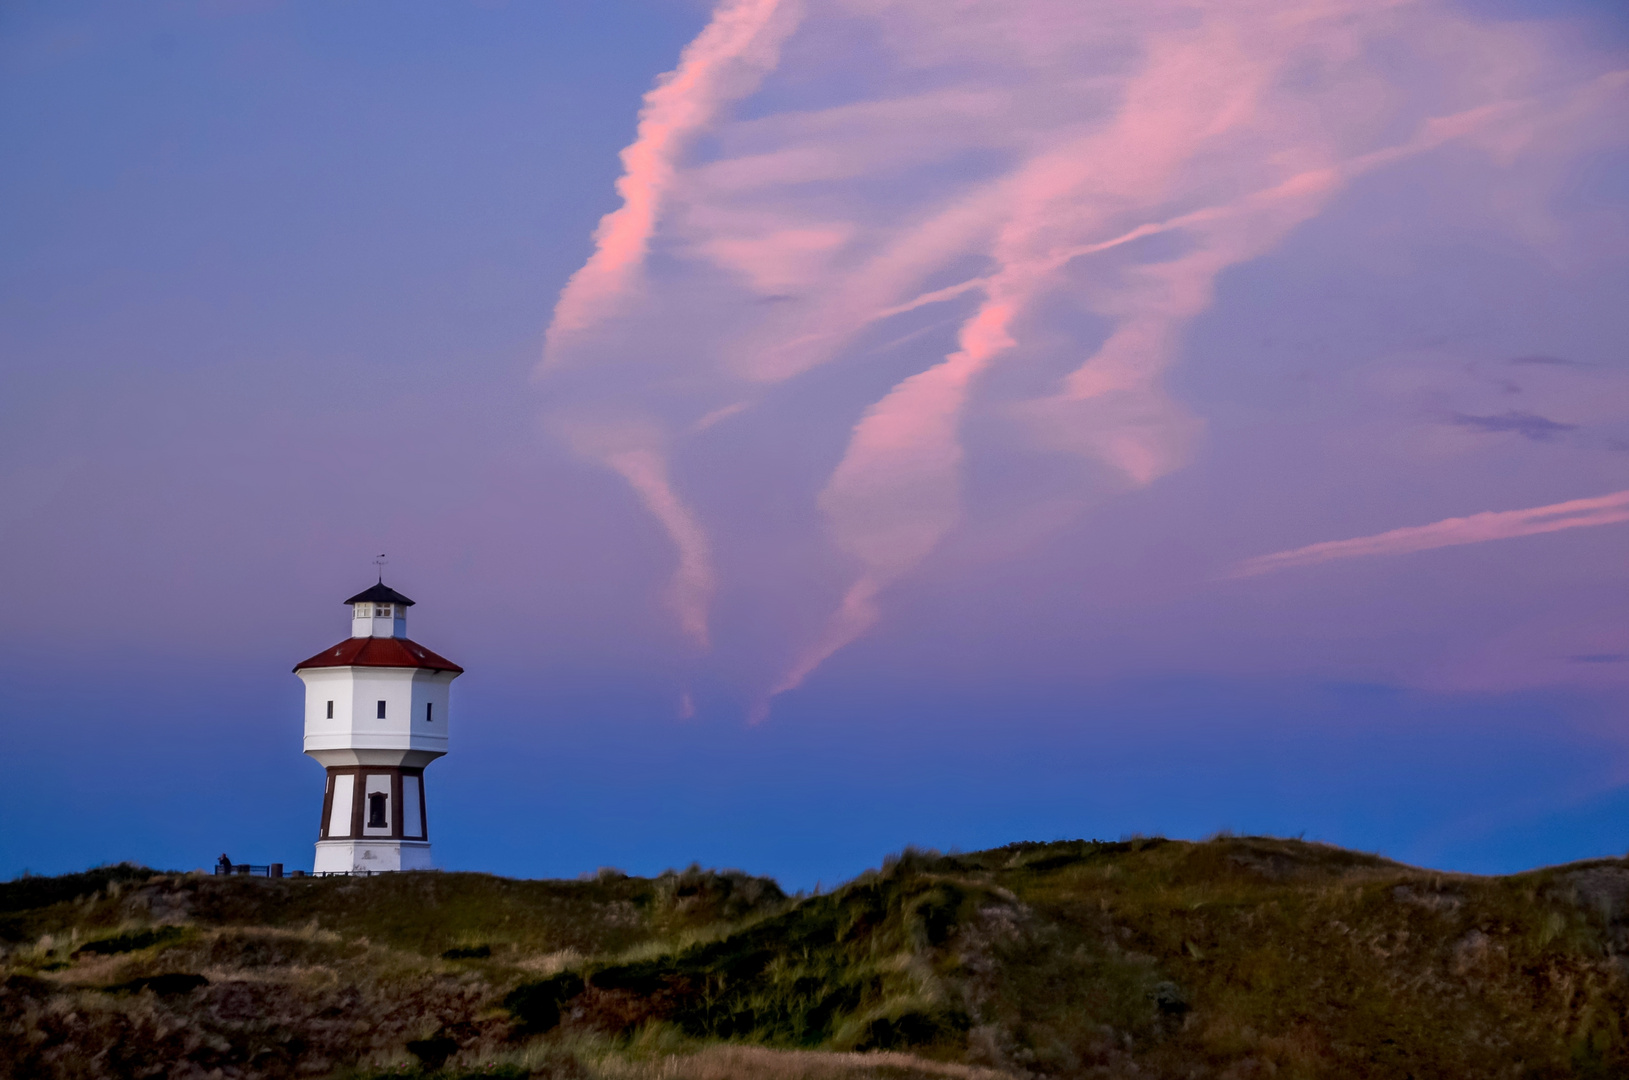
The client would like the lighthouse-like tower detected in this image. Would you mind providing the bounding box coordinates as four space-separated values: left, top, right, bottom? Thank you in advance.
293 582 463 874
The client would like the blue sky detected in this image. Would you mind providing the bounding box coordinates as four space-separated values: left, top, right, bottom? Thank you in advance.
2 0 1627 887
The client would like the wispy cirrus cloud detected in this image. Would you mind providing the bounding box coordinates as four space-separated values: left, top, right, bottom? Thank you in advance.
556 419 716 649
541 0 799 651
543 0 800 357
600 447 716 650
539 0 1629 712
1233 491 1629 578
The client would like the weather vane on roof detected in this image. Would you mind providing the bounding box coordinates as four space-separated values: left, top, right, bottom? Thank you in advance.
374 553 386 583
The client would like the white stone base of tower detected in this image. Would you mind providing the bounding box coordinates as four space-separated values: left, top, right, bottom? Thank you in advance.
313 840 432 874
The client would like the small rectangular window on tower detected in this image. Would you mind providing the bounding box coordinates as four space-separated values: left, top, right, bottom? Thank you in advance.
326 700 334 719
426 702 433 723
376 700 387 719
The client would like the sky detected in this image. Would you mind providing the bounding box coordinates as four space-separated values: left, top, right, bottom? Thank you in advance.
1 0 1627 889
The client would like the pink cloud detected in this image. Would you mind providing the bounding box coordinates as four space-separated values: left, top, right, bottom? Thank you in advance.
542 0 799 358
539 0 1624 709
558 421 716 649
775 8 1375 695
1233 490 1629 578
696 221 854 295
601 447 717 649
776 303 1013 693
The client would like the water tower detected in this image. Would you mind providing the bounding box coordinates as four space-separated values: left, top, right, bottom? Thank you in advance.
293 582 463 873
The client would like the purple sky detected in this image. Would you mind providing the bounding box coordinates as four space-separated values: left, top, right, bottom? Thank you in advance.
2 0 1627 887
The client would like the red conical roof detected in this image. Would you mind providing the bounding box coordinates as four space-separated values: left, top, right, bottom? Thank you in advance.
293 637 463 674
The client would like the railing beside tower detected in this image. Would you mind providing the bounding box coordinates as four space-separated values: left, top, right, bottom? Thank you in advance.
213 862 291 878
209 861 402 878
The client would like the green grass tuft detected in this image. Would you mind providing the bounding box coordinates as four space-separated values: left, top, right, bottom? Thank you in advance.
73 925 186 956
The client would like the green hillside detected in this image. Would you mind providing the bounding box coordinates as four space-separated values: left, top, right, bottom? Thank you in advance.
5 837 1629 1079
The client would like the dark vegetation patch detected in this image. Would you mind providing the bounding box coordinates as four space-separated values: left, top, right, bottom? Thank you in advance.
103 971 209 995
443 943 493 959
506 971 586 1034
4 972 53 996
405 1032 461 1070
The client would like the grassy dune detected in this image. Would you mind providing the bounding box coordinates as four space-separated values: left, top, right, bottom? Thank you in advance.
5 837 1629 1078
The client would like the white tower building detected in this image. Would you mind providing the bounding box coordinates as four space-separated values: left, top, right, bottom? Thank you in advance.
293 582 464 874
